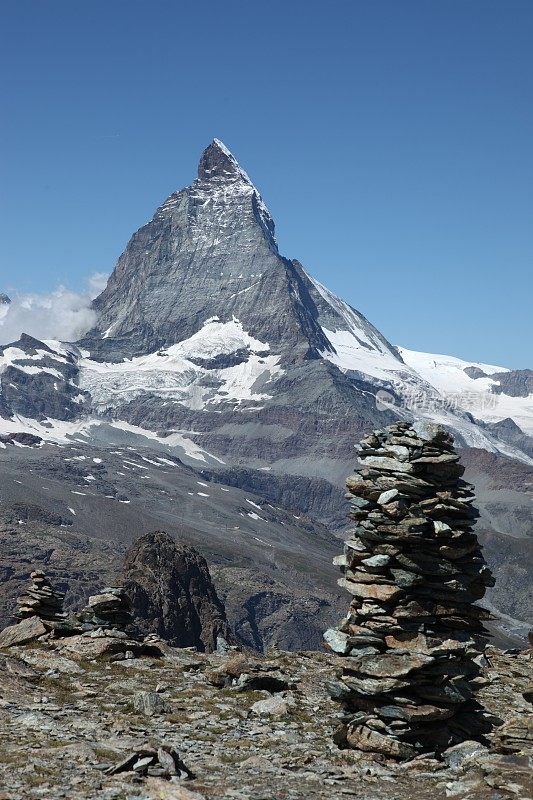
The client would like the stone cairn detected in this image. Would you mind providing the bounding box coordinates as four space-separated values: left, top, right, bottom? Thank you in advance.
77 587 133 632
324 421 495 759
16 570 66 623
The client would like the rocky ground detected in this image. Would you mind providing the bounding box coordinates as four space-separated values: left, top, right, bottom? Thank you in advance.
0 633 531 800
0 441 530 656
0 441 345 653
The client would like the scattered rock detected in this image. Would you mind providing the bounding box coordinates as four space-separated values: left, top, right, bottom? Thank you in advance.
345 724 417 759
492 714 533 754
106 745 193 780
234 671 290 693
0 654 39 679
206 652 290 693
251 694 294 717
57 633 162 661
145 779 206 800
323 628 351 655
133 691 170 716
443 740 489 768
0 626 530 800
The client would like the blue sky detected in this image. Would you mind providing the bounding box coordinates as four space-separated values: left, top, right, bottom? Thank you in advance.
1 0 531 367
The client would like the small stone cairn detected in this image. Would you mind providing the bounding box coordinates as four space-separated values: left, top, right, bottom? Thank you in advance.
77 587 133 632
16 571 66 623
324 421 495 759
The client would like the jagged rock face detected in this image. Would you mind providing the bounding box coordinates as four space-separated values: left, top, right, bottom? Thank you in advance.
490 369 533 398
0 334 87 421
121 531 231 651
69 139 405 475
2 140 531 472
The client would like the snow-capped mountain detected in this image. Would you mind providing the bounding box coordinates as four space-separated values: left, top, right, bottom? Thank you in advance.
2 139 531 468
0 139 531 644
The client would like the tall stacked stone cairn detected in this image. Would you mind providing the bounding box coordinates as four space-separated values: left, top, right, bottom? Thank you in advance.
16 571 66 623
77 587 133 633
324 421 495 759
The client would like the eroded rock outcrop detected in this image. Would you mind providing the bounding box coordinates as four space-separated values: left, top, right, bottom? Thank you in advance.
325 421 495 758
121 531 231 652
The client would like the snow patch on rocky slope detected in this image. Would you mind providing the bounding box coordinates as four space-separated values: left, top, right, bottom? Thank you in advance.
399 347 533 436
303 277 532 459
78 318 283 411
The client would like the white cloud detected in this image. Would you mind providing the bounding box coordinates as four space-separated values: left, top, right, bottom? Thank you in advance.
0 273 109 345
86 272 109 295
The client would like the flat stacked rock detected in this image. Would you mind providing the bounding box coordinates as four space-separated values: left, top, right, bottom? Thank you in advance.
16 571 66 623
325 421 495 759
77 587 133 632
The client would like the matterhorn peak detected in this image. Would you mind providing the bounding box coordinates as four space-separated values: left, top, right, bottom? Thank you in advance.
197 138 252 184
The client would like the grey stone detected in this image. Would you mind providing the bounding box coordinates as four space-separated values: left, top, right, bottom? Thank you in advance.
0 616 48 648
411 420 449 442
443 740 489 768
323 628 351 655
133 755 155 772
251 695 293 717
361 554 390 569
157 747 178 776
133 691 170 716
359 456 414 473
377 489 399 505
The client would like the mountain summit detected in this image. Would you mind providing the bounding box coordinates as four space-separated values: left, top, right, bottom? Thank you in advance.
198 139 255 183
83 139 308 359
